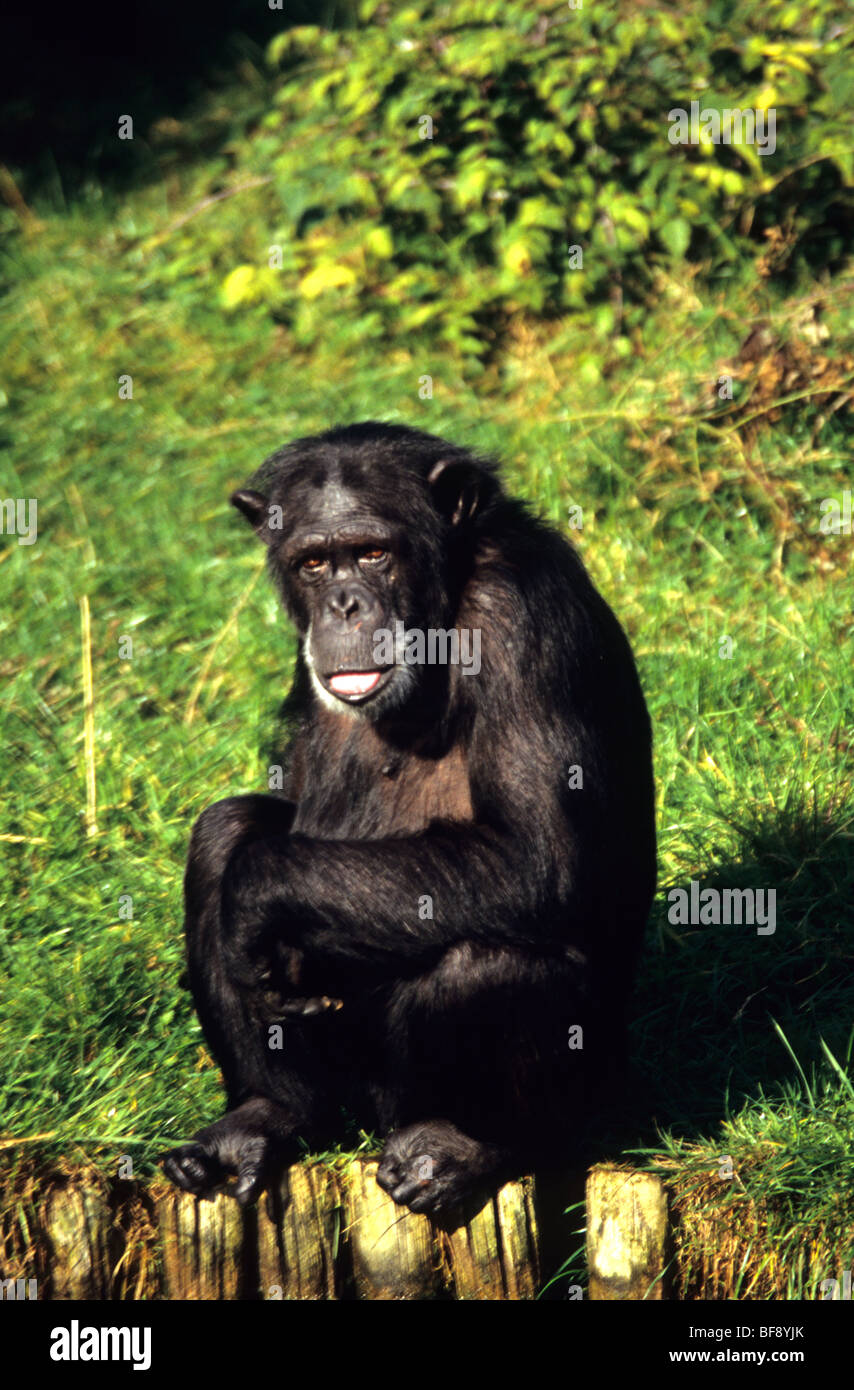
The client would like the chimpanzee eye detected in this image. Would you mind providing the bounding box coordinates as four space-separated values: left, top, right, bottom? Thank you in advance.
359 548 388 564
300 556 327 575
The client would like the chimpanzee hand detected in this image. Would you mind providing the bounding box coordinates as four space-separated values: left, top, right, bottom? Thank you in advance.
232 934 344 1020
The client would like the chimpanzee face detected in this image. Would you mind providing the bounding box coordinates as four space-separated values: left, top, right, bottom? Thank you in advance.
232 477 439 718
275 479 419 714
230 427 492 719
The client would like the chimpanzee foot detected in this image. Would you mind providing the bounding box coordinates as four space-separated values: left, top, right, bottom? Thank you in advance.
160 1097 293 1206
376 1119 507 1220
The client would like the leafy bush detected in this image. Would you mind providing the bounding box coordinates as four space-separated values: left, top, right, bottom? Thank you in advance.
163 0 853 366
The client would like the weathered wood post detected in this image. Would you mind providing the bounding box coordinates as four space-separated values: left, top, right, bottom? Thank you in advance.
586 1164 669 1300
42 1181 113 1299
443 1177 540 1299
257 1164 341 1299
343 1160 443 1299
155 1188 248 1299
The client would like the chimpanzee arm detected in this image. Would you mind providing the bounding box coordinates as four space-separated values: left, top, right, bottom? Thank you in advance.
226 824 567 969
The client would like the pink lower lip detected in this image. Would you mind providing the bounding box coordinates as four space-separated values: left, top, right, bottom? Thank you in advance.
328 671 382 696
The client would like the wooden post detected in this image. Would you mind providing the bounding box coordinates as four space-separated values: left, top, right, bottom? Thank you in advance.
257 1164 340 1300
43 1182 112 1299
444 1177 540 1300
156 1189 248 1300
586 1165 669 1300
343 1160 443 1300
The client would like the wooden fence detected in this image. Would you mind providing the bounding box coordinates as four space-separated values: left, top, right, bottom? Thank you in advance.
0 1161 669 1300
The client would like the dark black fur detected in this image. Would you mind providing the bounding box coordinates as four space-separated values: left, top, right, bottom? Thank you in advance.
161 423 656 1216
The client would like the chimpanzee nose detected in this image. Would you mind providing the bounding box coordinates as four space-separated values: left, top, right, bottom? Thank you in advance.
327 588 360 621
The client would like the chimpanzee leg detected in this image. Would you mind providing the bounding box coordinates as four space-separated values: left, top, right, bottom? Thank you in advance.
376 942 592 1218
161 796 343 1204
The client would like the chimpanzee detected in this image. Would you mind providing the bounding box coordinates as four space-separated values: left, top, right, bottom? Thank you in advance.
161 422 656 1217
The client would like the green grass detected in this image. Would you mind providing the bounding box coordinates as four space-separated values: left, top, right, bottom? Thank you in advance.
637 1029 854 1299
1 54 853 1299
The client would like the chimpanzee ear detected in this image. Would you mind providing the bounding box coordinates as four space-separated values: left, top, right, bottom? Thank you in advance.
230 489 277 544
427 459 493 526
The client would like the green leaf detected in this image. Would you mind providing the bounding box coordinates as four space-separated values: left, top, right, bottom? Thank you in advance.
660 217 691 258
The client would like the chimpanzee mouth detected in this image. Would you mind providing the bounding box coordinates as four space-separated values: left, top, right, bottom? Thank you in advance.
322 668 395 703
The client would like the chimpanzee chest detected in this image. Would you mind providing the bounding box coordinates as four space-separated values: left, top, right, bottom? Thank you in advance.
293 738 474 840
